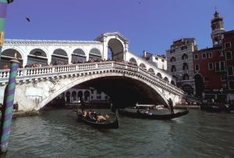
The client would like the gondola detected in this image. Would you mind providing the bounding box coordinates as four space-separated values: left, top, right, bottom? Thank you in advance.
118 105 189 120
74 109 119 129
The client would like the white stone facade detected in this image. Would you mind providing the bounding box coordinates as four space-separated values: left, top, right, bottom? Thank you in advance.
166 38 198 95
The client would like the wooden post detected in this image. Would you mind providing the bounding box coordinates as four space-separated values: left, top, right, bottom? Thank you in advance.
0 54 19 154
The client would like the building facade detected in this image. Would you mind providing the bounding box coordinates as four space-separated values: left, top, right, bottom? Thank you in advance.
223 30 234 103
142 50 167 71
193 11 234 103
193 46 226 102
166 38 198 95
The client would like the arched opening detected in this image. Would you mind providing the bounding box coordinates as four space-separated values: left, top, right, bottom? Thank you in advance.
51 49 68 65
170 57 176 62
139 63 146 70
89 48 101 61
148 68 155 75
66 91 71 103
183 63 189 70
129 58 137 66
108 39 124 61
194 74 204 97
72 91 77 101
164 77 169 83
171 80 176 85
0 49 23 68
27 49 48 66
78 91 83 101
72 48 86 63
157 73 162 79
84 90 90 102
171 65 176 72
182 54 188 60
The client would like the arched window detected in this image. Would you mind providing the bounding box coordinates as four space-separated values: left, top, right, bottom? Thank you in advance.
182 54 188 60
183 63 189 70
170 57 176 62
171 65 176 72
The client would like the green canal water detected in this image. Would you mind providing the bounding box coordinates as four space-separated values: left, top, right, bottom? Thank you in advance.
0 109 234 158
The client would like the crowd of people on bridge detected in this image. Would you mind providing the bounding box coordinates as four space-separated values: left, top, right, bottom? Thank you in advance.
21 58 128 69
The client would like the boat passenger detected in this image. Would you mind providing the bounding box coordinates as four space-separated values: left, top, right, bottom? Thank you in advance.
88 110 97 121
145 107 150 114
145 107 153 115
83 111 88 117
97 113 106 122
105 114 110 119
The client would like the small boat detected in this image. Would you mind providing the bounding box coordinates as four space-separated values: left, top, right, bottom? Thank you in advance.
201 103 234 113
118 104 189 120
74 109 119 129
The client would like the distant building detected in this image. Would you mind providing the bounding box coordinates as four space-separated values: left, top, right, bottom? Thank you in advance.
166 38 198 95
223 30 234 103
142 50 167 71
193 46 226 102
193 10 234 103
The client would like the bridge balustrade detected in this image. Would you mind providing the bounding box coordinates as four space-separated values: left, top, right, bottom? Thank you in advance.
0 61 183 94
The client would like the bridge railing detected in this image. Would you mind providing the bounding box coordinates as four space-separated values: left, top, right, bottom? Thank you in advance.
0 61 183 94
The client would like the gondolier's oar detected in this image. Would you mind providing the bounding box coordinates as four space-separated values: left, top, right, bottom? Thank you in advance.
0 54 19 154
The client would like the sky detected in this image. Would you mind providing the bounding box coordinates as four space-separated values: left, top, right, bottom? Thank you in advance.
3 0 234 56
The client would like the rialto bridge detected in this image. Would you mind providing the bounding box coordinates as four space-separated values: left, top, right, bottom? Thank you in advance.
0 32 184 111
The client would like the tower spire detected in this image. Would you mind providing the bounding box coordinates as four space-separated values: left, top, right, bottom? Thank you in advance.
210 9 225 46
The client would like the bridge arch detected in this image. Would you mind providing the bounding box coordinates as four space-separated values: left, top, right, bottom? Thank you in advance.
38 72 170 110
0 61 183 111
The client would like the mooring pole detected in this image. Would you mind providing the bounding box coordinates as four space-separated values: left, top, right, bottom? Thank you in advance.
0 54 19 154
0 0 14 56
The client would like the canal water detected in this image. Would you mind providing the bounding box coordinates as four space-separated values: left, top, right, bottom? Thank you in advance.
0 109 234 158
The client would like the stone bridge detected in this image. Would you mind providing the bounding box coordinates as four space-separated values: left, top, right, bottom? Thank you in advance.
0 32 185 111
0 61 184 111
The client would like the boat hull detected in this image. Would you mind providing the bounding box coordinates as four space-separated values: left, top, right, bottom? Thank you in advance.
77 113 119 129
118 109 189 120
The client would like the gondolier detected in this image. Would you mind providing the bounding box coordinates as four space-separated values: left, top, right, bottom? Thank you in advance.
168 98 174 114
